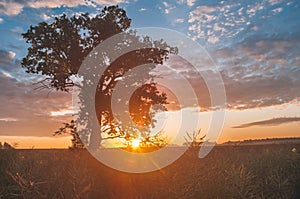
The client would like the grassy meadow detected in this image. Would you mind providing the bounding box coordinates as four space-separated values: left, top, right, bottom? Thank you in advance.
0 144 300 199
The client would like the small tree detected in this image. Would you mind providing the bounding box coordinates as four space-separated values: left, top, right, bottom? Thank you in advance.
184 129 205 148
3 142 14 150
54 120 84 149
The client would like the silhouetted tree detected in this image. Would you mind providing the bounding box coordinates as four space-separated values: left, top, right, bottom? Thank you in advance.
22 5 177 148
3 142 14 150
184 129 205 148
54 120 84 149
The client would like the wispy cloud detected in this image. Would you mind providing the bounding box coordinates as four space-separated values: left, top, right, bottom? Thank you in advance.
212 31 300 110
40 13 51 21
0 72 73 136
162 1 175 14
0 50 16 65
188 0 289 44
139 7 147 12
0 18 3 23
233 117 300 128
0 0 24 16
0 0 127 16
161 43 300 111
0 49 73 136
177 0 195 7
185 1 300 110
0 118 19 122
173 18 184 24
50 109 76 116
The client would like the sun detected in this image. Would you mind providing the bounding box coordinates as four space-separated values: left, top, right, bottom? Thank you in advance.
131 139 141 148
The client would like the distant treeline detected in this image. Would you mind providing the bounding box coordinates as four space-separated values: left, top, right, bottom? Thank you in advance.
222 137 300 145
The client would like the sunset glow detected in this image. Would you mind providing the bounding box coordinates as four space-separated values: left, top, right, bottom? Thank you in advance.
0 0 299 149
131 139 141 148
0 2 299 198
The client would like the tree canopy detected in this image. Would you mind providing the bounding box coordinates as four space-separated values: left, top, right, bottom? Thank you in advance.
22 6 131 91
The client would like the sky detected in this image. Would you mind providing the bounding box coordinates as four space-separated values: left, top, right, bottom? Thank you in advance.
0 0 299 148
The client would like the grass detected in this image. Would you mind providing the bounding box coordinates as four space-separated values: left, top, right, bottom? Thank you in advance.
0 144 299 199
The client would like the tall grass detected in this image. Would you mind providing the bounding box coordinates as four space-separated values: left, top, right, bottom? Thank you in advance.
0 144 299 198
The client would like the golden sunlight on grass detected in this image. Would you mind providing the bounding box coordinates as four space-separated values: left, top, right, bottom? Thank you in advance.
131 139 141 148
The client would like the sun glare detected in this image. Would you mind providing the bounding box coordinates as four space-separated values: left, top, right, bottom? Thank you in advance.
131 139 141 148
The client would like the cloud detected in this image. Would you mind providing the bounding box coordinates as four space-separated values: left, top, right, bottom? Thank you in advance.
0 0 127 16
186 0 195 7
139 7 146 12
232 117 300 128
0 18 3 23
207 36 219 44
173 18 184 24
27 0 87 8
162 2 169 7
162 1 175 14
177 0 195 7
0 50 16 65
0 73 73 136
0 49 29 81
223 71 300 110
159 33 300 111
50 109 76 116
187 0 288 44
211 34 300 109
0 0 24 16
267 0 284 6
0 118 19 122
40 13 51 21
10 27 24 35
0 48 74 137
271 7 283 14
189 5 216 17
2 71 13 78
188 2 243 42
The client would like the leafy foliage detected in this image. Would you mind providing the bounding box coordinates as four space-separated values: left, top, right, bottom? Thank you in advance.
22 6 131 91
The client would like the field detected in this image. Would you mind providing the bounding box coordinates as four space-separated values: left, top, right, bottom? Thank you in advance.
1 144 300 199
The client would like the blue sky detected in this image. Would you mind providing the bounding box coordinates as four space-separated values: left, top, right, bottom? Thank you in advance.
0 0 300 148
